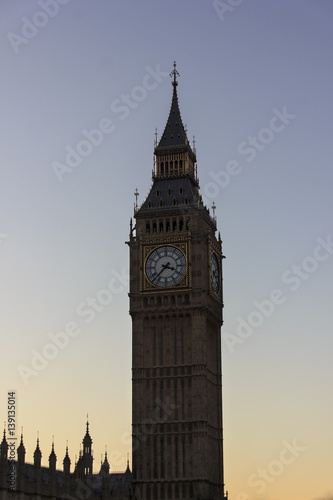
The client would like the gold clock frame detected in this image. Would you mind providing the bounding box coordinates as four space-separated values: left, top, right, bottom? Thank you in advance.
141 241 190 292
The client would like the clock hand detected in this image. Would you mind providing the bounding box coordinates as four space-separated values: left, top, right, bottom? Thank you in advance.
152 262 172 282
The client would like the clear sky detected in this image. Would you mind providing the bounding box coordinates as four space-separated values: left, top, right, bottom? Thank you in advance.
1 1 333 499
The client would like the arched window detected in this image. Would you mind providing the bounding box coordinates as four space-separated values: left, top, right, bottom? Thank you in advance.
186 218 190 230
165 162 169 176
159 200 163 207
168 188 171 196
172 219 177 231
156 189 160 196
161 162 164 176
148 201 152 208
175 160 178 175
179 186 183 194
159 221 163 232
166 220 170 232
179 159 183 174
184 197 188 205
153 221 157 233
146 222 150 234
179 218 184 231
170 161 173 176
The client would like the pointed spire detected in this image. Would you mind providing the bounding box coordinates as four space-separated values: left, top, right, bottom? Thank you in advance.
0 425 8 462
156 62 189 151
63 442 71 475
34 433 42 468
82 418 92 465
125 453 130 473
17 432 26 465
49 437 57 472
100 445 109 476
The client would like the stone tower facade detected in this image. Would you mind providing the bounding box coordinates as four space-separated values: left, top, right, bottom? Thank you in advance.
129 64 226 500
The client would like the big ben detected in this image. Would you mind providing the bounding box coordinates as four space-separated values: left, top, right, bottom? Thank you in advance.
129 63 226 500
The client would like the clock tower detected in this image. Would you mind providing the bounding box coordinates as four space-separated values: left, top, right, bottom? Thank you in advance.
129 63 226 500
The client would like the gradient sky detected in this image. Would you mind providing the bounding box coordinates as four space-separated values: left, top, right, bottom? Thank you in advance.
1 1 333 499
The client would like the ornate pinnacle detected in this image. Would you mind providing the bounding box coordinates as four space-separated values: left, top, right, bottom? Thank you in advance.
170 61 179 86
134 188 139 213
212 202 216 219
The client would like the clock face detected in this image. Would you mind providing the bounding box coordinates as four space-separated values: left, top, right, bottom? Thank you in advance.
210 251 220 294
145 246 186 288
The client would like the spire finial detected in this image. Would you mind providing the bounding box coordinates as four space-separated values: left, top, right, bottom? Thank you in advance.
52 435 55 451
192 135 196 155
170 61 179 87
134 188 139 213
212 201 216 219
